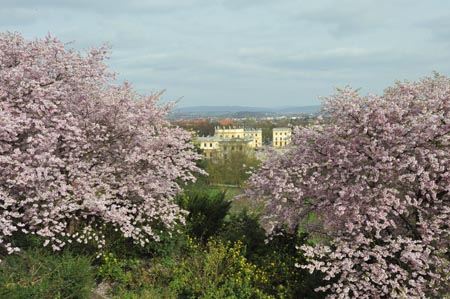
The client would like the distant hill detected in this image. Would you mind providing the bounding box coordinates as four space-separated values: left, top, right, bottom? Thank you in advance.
174 106 272 113
275 105 321 114
170 105 321 118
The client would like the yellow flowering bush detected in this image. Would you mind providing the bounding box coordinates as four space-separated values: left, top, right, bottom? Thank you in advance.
170 238 273 299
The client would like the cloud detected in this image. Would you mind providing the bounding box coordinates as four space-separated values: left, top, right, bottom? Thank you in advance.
0 7 39 26
1 0 449 107
292 0 382 37
237 46 384 72
219 0 273 10
418 14 450 44
1 0 209 15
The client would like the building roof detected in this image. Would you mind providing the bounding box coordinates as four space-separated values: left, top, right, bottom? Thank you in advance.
214 126 262 132
244 128 262 132
273 127 291 131
218 136 254 143
218 119 233 126
196 136 254 142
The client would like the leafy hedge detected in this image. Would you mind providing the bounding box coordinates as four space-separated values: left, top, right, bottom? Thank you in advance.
0 248 94 299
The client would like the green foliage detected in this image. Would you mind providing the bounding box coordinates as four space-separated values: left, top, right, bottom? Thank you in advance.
257 229 328 299
6 232 47 254
168 239 274 299
98 252 129 282
175 120 219 137
220 213 328 299
179 189 231 243
0 249 94 299
96 252 152 296
99 222 187 259
103 239 274 299
219 210 267 260
206 150 260 185
106 254 177 299
3 182 326 299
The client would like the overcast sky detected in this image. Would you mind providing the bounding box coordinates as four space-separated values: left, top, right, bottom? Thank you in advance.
1 0 449 107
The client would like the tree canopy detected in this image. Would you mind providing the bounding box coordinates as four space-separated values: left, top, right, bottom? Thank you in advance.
249 74 450 298
0 33 201 256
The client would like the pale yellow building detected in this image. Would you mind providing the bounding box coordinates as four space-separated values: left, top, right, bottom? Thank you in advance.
195 136 253 159
215 127 245 139
195 126 263 160
214 127 262 148
219 137 254 159
244 128 262 148
273 127 291 147
196 136 220 159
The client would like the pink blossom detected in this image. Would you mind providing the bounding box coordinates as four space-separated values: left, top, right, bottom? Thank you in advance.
249 73 450 298
0 33 202 257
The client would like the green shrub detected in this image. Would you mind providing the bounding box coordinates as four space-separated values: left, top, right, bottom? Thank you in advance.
96 252 153 296
108 238 274 299
219 213 328 299
169 238 273 299
256 229 328 299
179 190 231 243
96 221 188 259
107 255 178 299
219 210 267 260
0 248 94 299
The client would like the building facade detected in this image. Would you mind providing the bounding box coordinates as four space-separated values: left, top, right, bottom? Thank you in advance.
272 127 292 147
196 136 253 159
195 126 262 160
243 128 262 148
196 126 292 160
196 136 220 159
214 127 262 148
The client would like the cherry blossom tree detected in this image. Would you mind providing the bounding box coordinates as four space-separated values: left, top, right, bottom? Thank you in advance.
248 74 450 298
0 32 202 256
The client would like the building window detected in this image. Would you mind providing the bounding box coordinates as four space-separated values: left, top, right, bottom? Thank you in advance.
223 146 227 151
231 146 235 151
210 143 213 147
204 143 207 147
275 142 278 146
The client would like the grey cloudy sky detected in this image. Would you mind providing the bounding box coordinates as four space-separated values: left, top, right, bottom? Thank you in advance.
1 0 449 107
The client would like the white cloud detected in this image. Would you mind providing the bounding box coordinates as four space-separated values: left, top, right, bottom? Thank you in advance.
1 0 449 106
